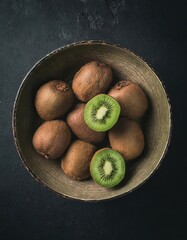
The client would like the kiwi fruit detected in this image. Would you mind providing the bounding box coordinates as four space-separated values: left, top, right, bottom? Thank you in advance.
108 80 148 119
61 140 96 181
90 148 125 188
67 103 106 144
84 94 121 132
72 61 113 102
32 120 71 160
109 117 145 160
35 80 75 120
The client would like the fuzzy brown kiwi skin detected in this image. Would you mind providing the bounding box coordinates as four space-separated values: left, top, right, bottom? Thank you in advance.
108 80 148 119
61 140 96 181
35 80 75 120
72 61 113 102
109 117 145 160
32 120 71 160
67 103 105 144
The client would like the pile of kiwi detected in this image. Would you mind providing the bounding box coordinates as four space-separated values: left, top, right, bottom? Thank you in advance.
32 61 148 188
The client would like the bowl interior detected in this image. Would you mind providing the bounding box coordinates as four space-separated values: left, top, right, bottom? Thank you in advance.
13 42 171 201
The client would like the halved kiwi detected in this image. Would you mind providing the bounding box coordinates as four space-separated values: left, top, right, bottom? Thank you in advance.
84 94 121 132
90 148 125 188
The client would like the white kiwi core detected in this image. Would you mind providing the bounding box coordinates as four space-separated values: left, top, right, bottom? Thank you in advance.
103 161 113 176
96 105 108 120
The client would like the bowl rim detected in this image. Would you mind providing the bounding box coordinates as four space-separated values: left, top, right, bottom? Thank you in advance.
12 40 172 202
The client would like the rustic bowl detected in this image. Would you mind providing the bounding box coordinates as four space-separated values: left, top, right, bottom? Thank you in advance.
12 41 171 201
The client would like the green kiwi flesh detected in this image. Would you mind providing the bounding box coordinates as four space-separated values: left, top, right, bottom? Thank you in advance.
67 103 105 144
90 148 125 188
72 61 113 102
32 120 71 160
35 80 75 120
108 80 148 119
109 117 145 160
84 94 121 132
61 140 96 181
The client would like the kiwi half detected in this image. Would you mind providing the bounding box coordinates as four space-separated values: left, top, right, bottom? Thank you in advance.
90 148 125 188
67 103 105 144
108 80 148 119
35 80 75 120
84 94 121 132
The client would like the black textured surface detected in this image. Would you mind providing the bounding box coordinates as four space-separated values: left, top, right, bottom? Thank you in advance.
0 0 186 239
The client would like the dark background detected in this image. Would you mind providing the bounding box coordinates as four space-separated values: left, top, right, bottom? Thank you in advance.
0 0 186 239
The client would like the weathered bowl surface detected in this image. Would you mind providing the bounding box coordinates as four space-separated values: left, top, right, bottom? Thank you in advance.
13 41 171 201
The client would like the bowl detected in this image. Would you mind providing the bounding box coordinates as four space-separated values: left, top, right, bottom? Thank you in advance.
12 41 171 201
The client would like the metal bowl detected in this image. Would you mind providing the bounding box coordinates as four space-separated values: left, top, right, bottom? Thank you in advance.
12 41 171 201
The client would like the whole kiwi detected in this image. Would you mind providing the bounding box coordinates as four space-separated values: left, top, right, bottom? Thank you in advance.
32 120 71 160
109 117 145 160
35 80 75 120
72 61 113 102
108 80 148 119
67 103 105 144
61 140 96 181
